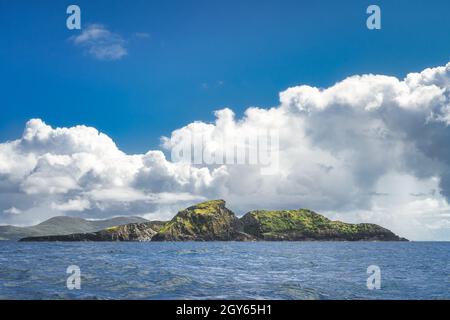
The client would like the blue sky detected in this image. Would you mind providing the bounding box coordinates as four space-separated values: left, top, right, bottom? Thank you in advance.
1 0 450 153
1 1 450 239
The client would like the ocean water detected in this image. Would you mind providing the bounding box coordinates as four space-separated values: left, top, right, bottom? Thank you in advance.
0 241 448 300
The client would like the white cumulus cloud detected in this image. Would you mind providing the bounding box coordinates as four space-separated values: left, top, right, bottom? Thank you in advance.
1 62 450 240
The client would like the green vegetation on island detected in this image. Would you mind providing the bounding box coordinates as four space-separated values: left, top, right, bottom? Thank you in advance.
152 200 252 241
240 209 405 241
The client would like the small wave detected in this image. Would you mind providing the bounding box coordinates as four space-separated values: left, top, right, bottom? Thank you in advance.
278 283 325 300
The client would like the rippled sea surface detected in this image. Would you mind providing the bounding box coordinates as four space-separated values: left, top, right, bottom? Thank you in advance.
0 242 448 299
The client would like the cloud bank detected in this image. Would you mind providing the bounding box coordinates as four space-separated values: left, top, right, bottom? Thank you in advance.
1 62 450 240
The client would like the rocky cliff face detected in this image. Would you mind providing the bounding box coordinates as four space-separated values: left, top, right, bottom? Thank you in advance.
20 200 407 242
20 221 165 242
152 200 252 241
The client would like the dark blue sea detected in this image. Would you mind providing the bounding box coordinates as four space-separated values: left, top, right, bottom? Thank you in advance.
0 241 448 300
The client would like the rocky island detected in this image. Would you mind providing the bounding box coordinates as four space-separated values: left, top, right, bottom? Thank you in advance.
20 200 407 242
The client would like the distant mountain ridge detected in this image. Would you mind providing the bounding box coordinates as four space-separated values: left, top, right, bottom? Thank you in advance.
0 216 148 240
20 200 407 242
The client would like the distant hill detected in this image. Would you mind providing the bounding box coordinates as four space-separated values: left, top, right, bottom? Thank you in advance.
20 221 167 242
22 200 407 242
0 216 148 240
